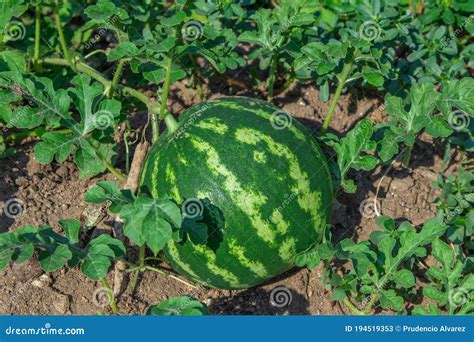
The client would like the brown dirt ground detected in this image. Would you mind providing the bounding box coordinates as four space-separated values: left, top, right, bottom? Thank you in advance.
0 75 450 316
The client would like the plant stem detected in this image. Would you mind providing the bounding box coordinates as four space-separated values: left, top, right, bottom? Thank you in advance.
101 277 117 315
129 245 146 290
84 49 108 60
108 60 125 98
154 53 180 138
402 144 413 168
87 138 126 182
124 128 130 174
145 266 198 288
267 54 278 100
5 128 72 143
158 56 173 113
159 55 174 118
33 2 41 71
275 73 295 96
343 297 366 315
139 244 146 269
42 57 149 105
148 104 160 144
164 114 179 133
320 56 354 135
363 293 379 314
190 56 204 100
53 3 74 71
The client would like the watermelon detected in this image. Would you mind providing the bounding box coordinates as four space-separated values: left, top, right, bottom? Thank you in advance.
140 97 333 289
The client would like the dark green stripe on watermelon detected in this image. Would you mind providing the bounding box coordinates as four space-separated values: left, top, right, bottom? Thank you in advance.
140 97 333 289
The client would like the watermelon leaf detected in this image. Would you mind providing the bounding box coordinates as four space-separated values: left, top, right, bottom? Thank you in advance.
147 296 208 316
86 181 209 254
0 223 124 281
329 214 448 314
324 119 378 193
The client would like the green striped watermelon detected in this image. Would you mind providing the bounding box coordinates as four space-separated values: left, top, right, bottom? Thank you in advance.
140 97 333 289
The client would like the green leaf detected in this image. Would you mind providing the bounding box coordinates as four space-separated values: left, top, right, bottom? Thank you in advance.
332 287 347 301
84 0 128 23
394 269 416 288
80 234 125 280
108 42 139 62
147 296 208 316
38 244 73 272
330 119 378 193
0 1 28 28
34 132 74 164
119 195 182 255
161 11 186 26
84 181 133 213
380 289 404 311
0 50 26 74
362 68 384 87
438 78 474 116
295 247 321 269
59 219 81 244
81 254 112 281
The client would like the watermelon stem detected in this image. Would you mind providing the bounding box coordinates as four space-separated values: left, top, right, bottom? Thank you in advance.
53 2 75 72
320 52 355 135
33 1 42 72
401 144 413 168
267 54 278 100
145 266 199 288
101 277 118 315
343 297 366 315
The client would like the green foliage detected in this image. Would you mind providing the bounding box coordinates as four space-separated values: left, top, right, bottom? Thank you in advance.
85 181 207 255
0 72 120 178
326 214 447 313
0 0 472 315
147 296 208 316
322 119 378 193
377 78 474 163
434 168 474 250
295 240 335 269
415 238 473 315
0 221 125 281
